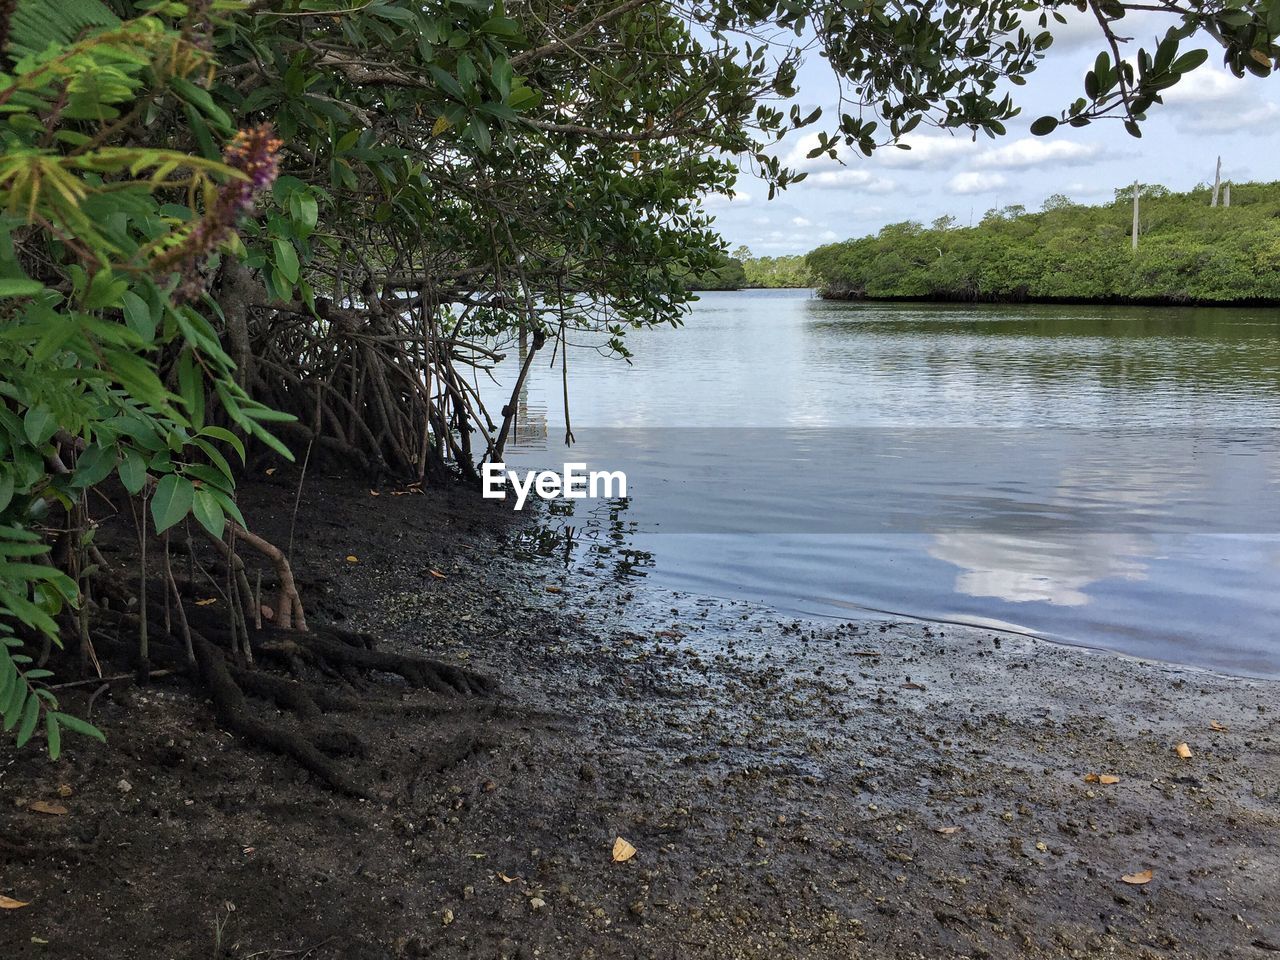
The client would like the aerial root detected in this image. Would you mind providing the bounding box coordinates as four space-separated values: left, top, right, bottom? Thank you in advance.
191 629 368 796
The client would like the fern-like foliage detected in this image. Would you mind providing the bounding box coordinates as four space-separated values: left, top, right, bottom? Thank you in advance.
4 0 119 60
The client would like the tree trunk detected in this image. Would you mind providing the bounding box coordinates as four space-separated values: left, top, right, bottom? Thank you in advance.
1211 156 1221 207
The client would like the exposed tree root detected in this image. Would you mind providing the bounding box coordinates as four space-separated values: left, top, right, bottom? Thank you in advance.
191 629 369 796
82 590 494 796
188 617 493 697
282 629 492 696
231 667 474 718
71 500 498 796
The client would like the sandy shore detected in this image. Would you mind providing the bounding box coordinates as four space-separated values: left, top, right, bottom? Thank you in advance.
3 476 1277 958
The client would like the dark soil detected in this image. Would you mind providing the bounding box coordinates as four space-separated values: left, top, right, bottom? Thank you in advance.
2 474 1278 959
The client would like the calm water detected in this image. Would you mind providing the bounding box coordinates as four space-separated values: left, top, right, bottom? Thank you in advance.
485 289 1280 677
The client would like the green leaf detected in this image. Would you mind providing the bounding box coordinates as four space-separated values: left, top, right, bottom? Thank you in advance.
1029 116 1058 136
369 2 415 21
170 76 234 134
15 693 39 748
23 406 56 446
206 488 247 529
197 426 246 463
121 291 156 341
118 448 147 494
480 16 521 38
45 711 60 759
83 269 128 311
2 676 24 731
52 710 104 744
191 488 226 539
71 444 117 490
1170 49 1209 73
273 238 300 284
428 66 465 101
150 473 194 534
0 278 43 298
0 466 13 514
291 193 318 234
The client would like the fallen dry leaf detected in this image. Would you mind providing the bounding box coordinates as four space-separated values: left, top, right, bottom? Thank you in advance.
345 555 359 563
612 836 637 863
935 826 961 835
56 784 72 798
1083 773 1099 783
900 682 926 691
429 570 446 580
195 598 217 606
497 872 520 883
545 585 562 594
369 489 380 497
1121 869 1153 885
28 801 67 816
265 468 276 476
1209 720 1228 732
1176 742 1193 760
1099 775 1120 785
0 895 30 909
654 629 684 639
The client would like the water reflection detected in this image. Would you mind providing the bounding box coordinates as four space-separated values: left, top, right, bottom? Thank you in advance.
512 496 653 581
927 533 1149 607
484 291 1280 675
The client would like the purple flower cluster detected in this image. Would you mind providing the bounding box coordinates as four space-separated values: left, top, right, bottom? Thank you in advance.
154 124 282 300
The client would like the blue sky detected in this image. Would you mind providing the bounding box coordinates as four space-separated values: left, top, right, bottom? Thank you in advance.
706 10 1280 256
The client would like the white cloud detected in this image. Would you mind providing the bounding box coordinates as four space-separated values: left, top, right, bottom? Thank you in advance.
949 172 1007 194
1165 67 1243 105
791 216 812 227
1162 66 1280 136
974 138 1100 169
1183 101 1280 133
783 130 978 175
878 134 976 169
748 230 826 253
805 169 897 193
819 230 839 241
701 189 751 206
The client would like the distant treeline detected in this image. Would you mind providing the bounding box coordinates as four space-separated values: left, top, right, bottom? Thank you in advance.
684 249 812 290
806 181 1280 305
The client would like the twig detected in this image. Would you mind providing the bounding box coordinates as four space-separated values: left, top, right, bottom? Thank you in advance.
49 669 176 691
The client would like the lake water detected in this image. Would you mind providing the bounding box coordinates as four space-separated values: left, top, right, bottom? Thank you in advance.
485 289 1280 677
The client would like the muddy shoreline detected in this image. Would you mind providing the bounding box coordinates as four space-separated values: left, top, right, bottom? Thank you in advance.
3 475 1278 958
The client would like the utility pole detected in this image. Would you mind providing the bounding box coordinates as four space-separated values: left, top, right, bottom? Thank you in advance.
1131 180 1141 252
1211 156 1222 207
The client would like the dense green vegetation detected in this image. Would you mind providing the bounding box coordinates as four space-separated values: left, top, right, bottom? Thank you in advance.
806 182 1280 304
738 251 813 288
683 252 748 290
684 252 812 290
1 0 1277 771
